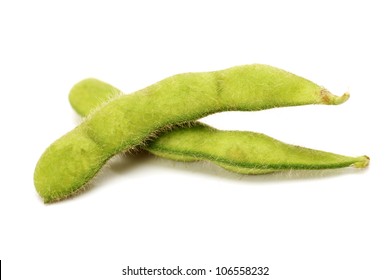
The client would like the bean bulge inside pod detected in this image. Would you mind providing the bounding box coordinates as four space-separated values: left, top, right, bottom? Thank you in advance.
34 64 353 203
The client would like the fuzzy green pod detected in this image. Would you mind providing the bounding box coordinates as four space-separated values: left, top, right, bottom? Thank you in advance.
35 64 352 202
70 78 369 175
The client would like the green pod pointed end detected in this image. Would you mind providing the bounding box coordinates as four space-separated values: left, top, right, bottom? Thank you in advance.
352 155 370 168
320 90 350 105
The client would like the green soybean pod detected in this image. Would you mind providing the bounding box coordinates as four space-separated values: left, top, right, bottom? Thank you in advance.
70 78 369 175
34 64 351 202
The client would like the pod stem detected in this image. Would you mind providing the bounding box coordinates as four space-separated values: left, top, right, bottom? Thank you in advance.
353 155 370 168
321 90 350 105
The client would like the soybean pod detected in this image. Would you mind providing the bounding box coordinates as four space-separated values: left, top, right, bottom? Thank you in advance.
35 64 354 202
70 78 369 175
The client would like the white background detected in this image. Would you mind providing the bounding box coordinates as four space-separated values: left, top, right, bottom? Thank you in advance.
0 0 389 279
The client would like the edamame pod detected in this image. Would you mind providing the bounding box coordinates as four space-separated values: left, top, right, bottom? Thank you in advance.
35 64 352 202
70 78 369 175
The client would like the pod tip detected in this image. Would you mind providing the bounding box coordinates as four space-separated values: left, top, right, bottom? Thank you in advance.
321 90 350 105
353 155 370 168
334 92 350 105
